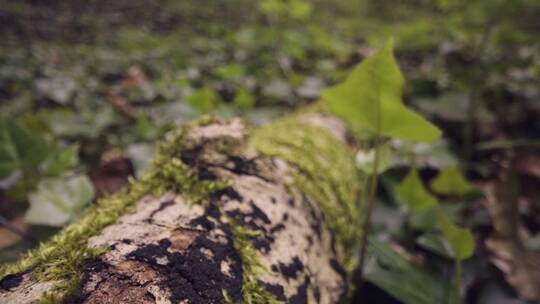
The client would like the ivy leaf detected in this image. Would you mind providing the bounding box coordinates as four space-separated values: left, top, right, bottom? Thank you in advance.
233 88 256 110
417 233 455 259
355 142 395 174
0 118 49 178
436 210 475 260
126 143 155 178
395 169 438 212
186 86 219 113
136 115 160 140
320 39 441 142
366 240 444 304
40 144 79 176
430 166 474 195
24 174 95 226
289 0 312 20
216 64 245 80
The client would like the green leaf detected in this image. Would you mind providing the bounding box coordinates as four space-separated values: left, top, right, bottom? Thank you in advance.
366 240 444 304
430 166 474 195
42 107 117 138
0 118 49 178
259 0 287 15
289 0 312 20
186 86 219 113
417 233 454 259
395 169 438 212
320 39 441 142
24 174 95 226
233 88 256 110
40 144 79 176
436 210 475 260
216 64 245 80
409 204 463 232
136 115 160 140
355 142 395 174
126 143 155 178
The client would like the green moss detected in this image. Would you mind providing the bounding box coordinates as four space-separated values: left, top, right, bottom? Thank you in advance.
250 116 362 271
222 289 234 304
228 218 283 304
0 122 229 302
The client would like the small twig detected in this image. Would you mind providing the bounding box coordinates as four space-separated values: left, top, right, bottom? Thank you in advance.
104 90 139 119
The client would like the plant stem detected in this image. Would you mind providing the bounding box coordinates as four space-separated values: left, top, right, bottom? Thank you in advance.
356 140 381 290
454 260 462 304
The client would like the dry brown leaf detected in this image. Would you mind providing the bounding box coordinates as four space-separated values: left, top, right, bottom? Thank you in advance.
517 152 540 179
90 147 134 197
104 90 138 118
0 217 27 249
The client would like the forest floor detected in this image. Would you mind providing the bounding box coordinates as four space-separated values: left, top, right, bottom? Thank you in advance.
1 1 540 303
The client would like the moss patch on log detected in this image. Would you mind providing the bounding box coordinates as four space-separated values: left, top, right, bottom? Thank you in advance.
250 116 362 271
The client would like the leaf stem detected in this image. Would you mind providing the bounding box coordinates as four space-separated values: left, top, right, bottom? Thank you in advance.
454 260 462 304
356 139 381 291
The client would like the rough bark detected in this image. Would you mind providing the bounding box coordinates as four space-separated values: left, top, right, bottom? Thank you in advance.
0 111 359 304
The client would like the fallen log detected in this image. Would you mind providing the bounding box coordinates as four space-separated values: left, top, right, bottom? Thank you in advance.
0 109 362 304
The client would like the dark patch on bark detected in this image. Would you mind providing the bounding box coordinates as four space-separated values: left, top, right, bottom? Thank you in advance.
301 194 322 240
179 145 203 168
248 200 271 224
276 257 304 280
288 276 310 304
0 272 24 290
270 223 286 234
189 214 216 231
288 197 296 207
63 258 110 303
206 155 273 183
227 155 259 176
329 258 347 280
210 186 244 202
82 257 108 274
252 237 273 254
314 286 321 303
179 145 219 181
197 167 219 181
127 239 172 265
149 200 175 219
329 258 348 299
225 199 279 254
306 235 314 245
124 221 243 304
261 282 287 301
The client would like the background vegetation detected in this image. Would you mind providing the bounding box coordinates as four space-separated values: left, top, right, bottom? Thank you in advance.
1 0 539 303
